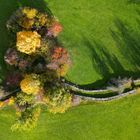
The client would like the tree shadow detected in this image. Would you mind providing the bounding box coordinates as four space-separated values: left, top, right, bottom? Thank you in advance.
68 34 140 89
85 39 125 78
78 38 138 89
110 18 140 70
135 9 140 30
127 0 140 4
0 0 50 79
80 18 140 89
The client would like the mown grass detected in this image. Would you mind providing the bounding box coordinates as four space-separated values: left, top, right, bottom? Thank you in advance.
0 0 140 139
47 0 140 86
1 94 140 140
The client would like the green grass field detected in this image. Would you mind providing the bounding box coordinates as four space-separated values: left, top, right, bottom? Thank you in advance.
50 0 140 86
1 94 140 140
0 0 140 139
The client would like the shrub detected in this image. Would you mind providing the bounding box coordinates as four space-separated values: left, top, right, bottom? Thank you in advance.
16 31 41 54
44 87 72 114
11 106 41 131
1 6 71 131
20 74 42 95
4 72 23 91
22 7 38 19
14 92 34 107
0 97 14 108
4 48 19 66
47 47 71 76
47 21 62 37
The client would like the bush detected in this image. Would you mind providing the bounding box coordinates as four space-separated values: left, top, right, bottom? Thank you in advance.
1 6 71 131
14 92 34 107
11 106 41 131
20 74 42 95
44 87 72 114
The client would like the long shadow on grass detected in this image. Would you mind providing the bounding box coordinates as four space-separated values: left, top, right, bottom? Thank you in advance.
127 0 140 4
68 37 140 89
78 18 140 89
0 0 50 79
135 10 140 30
111 18 140 69
69 19 140 89
86 39 125 78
